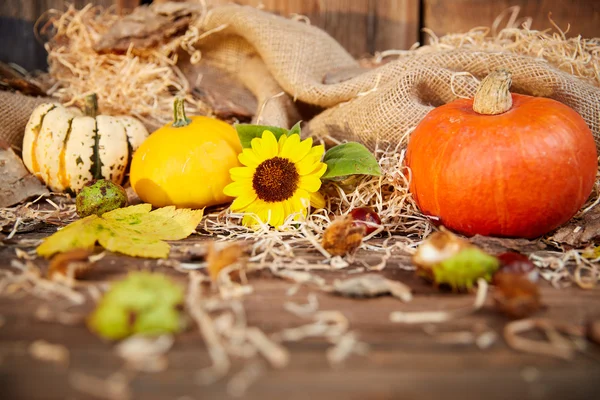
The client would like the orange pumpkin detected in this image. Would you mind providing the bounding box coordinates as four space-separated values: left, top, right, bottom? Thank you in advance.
406 70 598 239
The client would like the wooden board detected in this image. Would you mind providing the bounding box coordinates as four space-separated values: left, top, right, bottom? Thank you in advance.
423 0 600 43
0 0 140 20
3 0 600 71
0 0 140 71
1 230 599 399
172 0 421 57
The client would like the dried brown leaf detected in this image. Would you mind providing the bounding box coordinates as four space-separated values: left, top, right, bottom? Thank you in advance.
93 3 203 54
180 60 256 122
47 249 93 281
493 273 542 319
0 61 46 96
206 242 246 282
469 235 546 254
332 274 412 302
322 215 366 257
549 206 600 247
0 145 49 208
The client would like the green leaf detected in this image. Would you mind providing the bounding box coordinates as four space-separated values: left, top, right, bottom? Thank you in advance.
234 123 301 148
37 204 204 259
288 121 302 136
321 142 381 180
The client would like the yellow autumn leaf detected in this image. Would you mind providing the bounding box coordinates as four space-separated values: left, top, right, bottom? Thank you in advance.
37 204 204 259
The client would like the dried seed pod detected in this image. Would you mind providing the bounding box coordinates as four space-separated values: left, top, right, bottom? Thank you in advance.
322 214 366 256
493 272 542 319
495 252 539 283
87 272 184 340
76 179 128 217
413 229 499 291
349 207 382 235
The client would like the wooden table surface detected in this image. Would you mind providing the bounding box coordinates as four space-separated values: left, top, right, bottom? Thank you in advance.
1 229 599 400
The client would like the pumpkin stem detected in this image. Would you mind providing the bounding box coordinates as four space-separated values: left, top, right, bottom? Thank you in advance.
84 93 98 118
172 97 192 128
473 70 513 115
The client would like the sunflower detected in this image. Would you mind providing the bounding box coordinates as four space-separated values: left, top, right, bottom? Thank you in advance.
223 130 327 228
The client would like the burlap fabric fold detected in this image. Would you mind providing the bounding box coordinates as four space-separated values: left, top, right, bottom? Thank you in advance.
2 3 599 154
0 91 55 150
197 4 600 151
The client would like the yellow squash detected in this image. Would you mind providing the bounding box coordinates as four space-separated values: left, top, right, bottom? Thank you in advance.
129 99 242 208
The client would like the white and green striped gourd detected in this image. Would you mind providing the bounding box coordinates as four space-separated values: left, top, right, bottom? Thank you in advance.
22 94 148 192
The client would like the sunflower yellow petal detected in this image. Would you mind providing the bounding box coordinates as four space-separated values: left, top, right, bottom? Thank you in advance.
288 195 303 215
298 161 328 179
298 175 322 192
223 180 252 197
239 148 261 168
269 202 286 228
310 191 326 209
279 133 300 160
278 133 288 153
261 130 279 159
242 212 261 227
241 199 268 227
250 137 266 160
295 145 325 173
313 162 328 179
302 144 325 160
281 199 294 221
297 156 321 175
230 166 255 180
287 137 313 163
257 205 273 225
230 191 257 211
293 189 310 209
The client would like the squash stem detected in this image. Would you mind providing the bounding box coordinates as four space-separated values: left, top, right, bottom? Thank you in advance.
84 93 98 118
172 97 192 128
473 70 513 115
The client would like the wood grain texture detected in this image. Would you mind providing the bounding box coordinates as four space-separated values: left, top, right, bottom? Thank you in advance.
0 0 140 71
0 232 599 399
0 0 140 20
424 0 600 42
205 0 420 56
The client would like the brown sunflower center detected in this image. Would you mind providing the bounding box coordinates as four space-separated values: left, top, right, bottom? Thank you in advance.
253 157 299 202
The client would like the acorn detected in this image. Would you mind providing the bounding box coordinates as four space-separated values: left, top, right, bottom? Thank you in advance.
76 179 128 217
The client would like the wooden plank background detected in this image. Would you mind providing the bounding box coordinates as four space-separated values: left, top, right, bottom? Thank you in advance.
206 0 420 57
423 0 600 42
1 0 599 70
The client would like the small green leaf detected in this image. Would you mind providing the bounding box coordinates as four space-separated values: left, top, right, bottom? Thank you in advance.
235 123 300 148
288 121 302 136
321 142 381 180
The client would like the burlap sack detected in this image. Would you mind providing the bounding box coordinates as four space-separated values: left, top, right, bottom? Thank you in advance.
2 3 599 155
195 4 600 151
0 91 55 150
